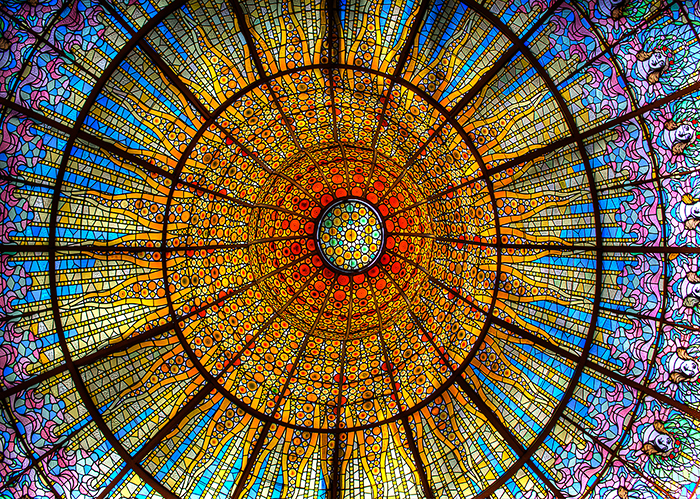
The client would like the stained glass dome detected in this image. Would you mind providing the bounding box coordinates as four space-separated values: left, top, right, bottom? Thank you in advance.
1 0 700 498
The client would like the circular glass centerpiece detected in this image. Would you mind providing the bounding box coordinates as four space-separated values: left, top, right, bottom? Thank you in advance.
316 199 384 273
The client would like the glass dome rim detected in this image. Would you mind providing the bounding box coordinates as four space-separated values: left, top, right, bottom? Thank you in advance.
314 196 387 275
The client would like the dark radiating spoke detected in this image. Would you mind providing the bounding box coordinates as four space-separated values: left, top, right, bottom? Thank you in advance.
600 305 665 325
560 0 681 85
381 265 531 493
328 282 354 499
435 240 700 254
328 69 340 144
387 231 437 240
164 237 305 252
601 305 700 338
382 258 437 313
383 271 457 369
3 57 698 216
226 419 273 499
0 5 102 82
375 120 449 205
0 399 62 498
371 295 403 416
0 172 56 190
568 8 681 482
95 468 129 499
392 76 700 220
370 89 394 154
400 416 436 499
0 307 54 326
384 198 430 219
581 82 700 143
455 378 567 499
599 163 700 196
238 251 318 295
130 268 326 499
326 0 340 144
448 44 518 118
512 244 700 254
372 289 436 498
560 413 676 499
385 249 497 324
0 95 176 179
328 423 343 495
225 0 267 78
132 381 217 461
368 0 432 191
586 359 700 421
0 244 53 252
78 130 174 179
312 150 337 194
1 286 235 400
386 250 467 302
98 0 317 209
228 277 333 499
432 236 495 246
0 237 311 255
229 0 335 196
242 234 311 246
211 268 324 380
460 298 700 427
340 143 354 187
682 1 700 43
494 78 700 174
398 248 598 499
381 111 492 213
177 179 257 207
254 203 312 219
520 0 569 41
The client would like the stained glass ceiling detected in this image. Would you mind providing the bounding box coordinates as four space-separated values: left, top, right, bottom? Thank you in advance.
1 0 700 498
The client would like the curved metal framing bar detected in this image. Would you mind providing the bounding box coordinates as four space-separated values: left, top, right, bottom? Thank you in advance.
315 198 385 273
43 2 191 497
449 1 601 496
565 1 673 498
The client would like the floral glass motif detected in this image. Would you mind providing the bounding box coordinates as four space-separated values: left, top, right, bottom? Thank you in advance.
317 199 383 272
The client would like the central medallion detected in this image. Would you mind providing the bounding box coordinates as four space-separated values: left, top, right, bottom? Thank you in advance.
316 198 384 273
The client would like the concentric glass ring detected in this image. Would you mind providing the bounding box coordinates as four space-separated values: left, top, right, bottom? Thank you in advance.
316 198 384 273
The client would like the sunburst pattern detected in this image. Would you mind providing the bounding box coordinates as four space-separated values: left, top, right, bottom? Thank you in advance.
1 0 700 499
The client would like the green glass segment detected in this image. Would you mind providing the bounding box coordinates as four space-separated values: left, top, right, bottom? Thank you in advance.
317 199 384 272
